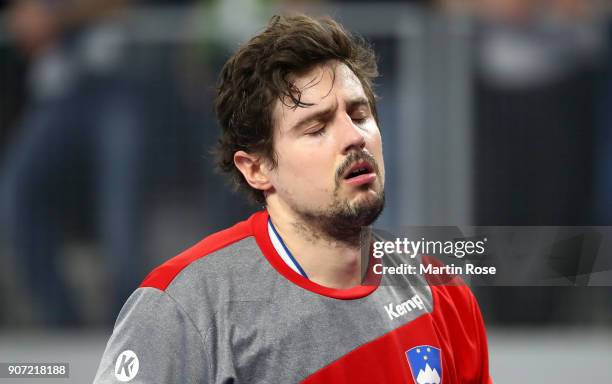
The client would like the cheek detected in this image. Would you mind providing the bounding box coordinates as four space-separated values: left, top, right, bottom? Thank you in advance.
367 127 385 181
275 146 335 195
366 126 384 156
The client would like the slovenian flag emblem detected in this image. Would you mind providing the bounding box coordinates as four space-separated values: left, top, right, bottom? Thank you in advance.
406 345 442 384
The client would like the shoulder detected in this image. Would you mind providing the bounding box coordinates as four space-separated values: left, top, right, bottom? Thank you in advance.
419 255 481 317
140 211 265 291
422 257 492 383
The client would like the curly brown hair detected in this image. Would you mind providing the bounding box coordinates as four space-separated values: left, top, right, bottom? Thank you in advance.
214 14 379 204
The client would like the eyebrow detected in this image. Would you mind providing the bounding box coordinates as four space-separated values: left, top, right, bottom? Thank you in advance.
346 97 371 114
289 97 370 132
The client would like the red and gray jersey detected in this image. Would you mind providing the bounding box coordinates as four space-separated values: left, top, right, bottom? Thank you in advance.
94 211 492 383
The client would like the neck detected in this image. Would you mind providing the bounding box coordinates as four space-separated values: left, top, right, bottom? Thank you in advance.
266 200 367 289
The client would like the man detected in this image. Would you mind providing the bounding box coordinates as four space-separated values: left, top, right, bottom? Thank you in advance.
95 14 492 383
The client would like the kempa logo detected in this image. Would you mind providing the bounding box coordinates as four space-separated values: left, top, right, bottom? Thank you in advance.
384 294 425 320
114 350 139 382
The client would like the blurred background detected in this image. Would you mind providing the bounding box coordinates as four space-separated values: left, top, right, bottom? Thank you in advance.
0 0 611 382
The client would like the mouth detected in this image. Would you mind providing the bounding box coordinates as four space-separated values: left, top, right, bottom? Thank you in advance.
343 161 377 186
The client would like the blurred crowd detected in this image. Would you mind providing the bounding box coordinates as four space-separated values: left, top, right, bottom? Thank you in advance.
443 0 612 325
0 0 611 328
441 0 609 226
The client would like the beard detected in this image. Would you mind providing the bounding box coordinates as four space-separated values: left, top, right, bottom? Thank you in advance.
294 188 385 246
291 151 385 246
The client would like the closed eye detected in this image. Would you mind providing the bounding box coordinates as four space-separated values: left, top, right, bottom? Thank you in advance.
306 125 326 136
350 105 371 125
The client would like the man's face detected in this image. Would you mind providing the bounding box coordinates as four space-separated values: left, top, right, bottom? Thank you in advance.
267 61 385 241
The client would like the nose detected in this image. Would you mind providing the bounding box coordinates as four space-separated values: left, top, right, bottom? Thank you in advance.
340 116 366 154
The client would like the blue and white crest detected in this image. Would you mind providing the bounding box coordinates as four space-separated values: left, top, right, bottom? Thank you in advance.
406 345 442 384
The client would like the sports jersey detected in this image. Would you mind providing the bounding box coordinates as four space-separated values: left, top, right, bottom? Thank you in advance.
94 211 492 383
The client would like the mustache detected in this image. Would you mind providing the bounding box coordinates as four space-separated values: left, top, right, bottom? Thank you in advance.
335 150 380 182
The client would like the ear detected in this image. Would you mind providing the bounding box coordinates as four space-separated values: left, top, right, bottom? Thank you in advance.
233 150 273 193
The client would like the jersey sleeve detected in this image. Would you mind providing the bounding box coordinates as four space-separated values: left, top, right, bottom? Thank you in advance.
93 287 210 383
424 256 493 383
467 287 493 384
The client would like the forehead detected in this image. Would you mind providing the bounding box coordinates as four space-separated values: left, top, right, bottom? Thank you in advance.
272 61 367 131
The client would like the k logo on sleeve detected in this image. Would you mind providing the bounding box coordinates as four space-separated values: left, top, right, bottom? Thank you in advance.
114 350 139 382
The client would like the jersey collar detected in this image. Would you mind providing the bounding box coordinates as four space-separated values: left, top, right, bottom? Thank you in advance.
268 218 309 278
251 210 380 300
